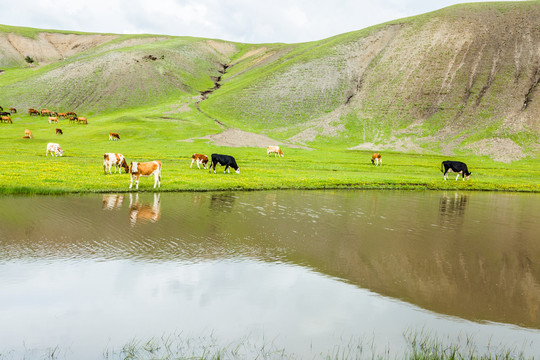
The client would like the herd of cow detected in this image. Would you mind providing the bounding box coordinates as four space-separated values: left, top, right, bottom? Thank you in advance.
3 104 472 189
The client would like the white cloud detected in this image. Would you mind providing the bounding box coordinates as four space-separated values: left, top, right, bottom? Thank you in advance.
0 0 525 43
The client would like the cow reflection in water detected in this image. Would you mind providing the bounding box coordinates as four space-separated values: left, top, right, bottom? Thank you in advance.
129 193 161 225
439 192 468 227
102 194 125 210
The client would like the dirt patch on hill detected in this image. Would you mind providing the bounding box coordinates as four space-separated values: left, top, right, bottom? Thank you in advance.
3 33 118 64
182 128 310 149
464 137 526 163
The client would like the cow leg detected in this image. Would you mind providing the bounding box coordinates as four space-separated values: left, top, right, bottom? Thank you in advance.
443 171 448 180
129 174 135 189
456 173 460 181
197 160 201 169
224 165 229 173
190 159 194 168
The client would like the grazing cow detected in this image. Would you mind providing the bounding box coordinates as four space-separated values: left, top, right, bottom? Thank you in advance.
24 129 33 138
78 117 87 124
9 107 16 113
66 111 77 117
109 132 120 141
0 111 10 116
46 143 64 157
441 160 472 181
48 116 58 124
209 153 240 174
57 112 67 118
1 116 12 123
267 145 284 157
41 109 51 116
28 108 40 116
129 161 162 189
191 153 209 169
69 116 78 123
103 153 129 174
371 153 382 166
56 128 63 135
129 193 161 225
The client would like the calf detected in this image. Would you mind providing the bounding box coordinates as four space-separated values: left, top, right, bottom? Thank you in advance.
104 153 129 174
191 153 208 169
129 160 162 189
209 153 240 174
46 143 64 157
109 132 120 141
371 153 382 166
267 145 284 157
441 160 471 181
56 128 63 135
24 129 33 138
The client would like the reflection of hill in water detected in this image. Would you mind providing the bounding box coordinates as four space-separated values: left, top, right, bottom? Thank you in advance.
1 191 539 329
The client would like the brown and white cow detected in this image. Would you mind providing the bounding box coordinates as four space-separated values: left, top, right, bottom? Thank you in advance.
48 116 58 124
103 153 129 174
129 161 162 189
109 132 120 141
190 153 208 169
24 129 33 138
371 153 382 166
267 145 284 157
46 143 64 156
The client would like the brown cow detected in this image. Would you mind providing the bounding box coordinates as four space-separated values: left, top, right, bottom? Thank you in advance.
9 107 16 113
57 112 67 118
66 111 77 117
48 116 59 124
77 117 87 124
41 109 51 116
56 128 63 135
267 145 284 157
1 116 12 123
24 129 33 138
109 132 120 141
371 153 382 166
190 153 208 169
129 161 162 189
28 108 40 116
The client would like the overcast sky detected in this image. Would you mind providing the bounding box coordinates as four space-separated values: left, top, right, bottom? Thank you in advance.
2 0 523 44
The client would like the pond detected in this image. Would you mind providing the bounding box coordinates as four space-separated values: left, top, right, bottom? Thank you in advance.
1 190 539 359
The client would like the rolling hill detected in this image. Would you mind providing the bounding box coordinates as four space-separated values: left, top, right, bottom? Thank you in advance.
0 1 539 163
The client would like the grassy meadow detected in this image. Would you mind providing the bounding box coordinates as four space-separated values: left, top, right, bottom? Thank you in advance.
0 107 539 195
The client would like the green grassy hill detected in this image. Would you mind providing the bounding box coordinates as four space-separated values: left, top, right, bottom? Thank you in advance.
1 2 539 162
0 2 539 194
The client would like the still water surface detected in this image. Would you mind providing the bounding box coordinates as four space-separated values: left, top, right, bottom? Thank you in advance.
1 190 539 358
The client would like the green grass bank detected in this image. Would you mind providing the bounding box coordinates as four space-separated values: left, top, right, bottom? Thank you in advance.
0 110 539 195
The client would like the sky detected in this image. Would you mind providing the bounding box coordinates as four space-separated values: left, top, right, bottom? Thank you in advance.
2 0 524 44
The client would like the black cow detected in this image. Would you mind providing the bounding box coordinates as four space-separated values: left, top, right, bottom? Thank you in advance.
209 154 240 174
441 160 471 181
0 111 11 116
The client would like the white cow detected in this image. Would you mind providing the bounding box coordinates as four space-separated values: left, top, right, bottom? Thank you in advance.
46 143 64 157
103 153 129 174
